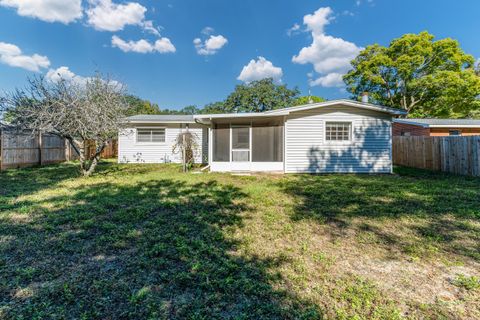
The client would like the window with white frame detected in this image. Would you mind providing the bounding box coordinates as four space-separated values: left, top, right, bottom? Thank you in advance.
136 128 166 143
325 122 352 141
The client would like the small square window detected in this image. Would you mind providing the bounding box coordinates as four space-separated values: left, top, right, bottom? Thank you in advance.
449 130 461 136
137 128 165 143
325 122 351 141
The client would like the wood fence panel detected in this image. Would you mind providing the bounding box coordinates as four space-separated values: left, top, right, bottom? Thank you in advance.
0 129 118 171
393 136 480 177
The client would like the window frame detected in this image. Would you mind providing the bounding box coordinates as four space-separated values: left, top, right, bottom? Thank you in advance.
135 127 166 144
230 124 251 162
449 130 462 136
324 121 353 144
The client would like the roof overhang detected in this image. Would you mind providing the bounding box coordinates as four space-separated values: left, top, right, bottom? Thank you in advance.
126 120 197 124
264 99 407 116
194 99 406 125
394 119 480 128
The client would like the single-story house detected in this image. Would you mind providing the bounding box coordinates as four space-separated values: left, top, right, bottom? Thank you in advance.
119 99 406 173
393 119 480 137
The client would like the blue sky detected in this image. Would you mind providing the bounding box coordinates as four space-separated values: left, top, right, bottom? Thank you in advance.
0 0 479 110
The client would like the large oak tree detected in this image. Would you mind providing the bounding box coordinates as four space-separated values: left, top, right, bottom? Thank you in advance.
343 31 480 118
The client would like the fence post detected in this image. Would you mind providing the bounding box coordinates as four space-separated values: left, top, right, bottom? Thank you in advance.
65 139 70 161
38 132 43 166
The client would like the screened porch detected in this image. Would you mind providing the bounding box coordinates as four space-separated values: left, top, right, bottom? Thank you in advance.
209 119 284 172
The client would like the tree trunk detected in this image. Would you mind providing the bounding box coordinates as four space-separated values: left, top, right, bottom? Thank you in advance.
82 156 99 176
81 141 106 176
182 133 186 172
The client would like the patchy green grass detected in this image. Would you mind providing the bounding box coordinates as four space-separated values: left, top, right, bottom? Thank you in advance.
0 162 479 319
453 274 480 291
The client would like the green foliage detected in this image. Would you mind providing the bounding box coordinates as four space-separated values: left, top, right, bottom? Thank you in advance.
222 78 300 113
200 101 225 114
293 95 326 106
453 274 480 291
344 31 480 118
125 96 202 116
178 105 200 115
125 95 162 116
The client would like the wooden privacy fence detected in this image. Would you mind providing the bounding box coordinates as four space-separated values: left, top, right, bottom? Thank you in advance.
393 136 480 177
0 129 118 171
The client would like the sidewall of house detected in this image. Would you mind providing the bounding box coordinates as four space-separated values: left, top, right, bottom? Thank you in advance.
284 105 392 173
118 123 207 164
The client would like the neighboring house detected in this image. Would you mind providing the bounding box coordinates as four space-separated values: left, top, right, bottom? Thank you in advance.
119 100 406 173
393 119 480 137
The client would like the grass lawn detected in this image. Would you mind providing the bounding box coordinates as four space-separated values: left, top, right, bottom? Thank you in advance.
1 161 479 319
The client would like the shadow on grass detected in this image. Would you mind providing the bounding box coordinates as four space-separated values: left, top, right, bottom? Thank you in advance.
0 172 321 318
279 167 480 261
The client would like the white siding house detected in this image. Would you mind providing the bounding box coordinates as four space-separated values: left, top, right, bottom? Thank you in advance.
118 115 208 164
118 100 406 173
284 105 392 173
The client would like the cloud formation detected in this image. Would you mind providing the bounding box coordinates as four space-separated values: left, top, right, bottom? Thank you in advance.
193 34 228 56
0 41 50 72
237 56 283 83
86 0 146 32
111 35 176 54
45 66 85 84
0 0 82 24
292 7 362 87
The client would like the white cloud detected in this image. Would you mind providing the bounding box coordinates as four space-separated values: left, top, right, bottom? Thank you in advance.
292 7 362 88
0 42 50 72
309 72 344 87
141 20 161 36
45 66 122 89
237 56 283 83
111 35 175 54
86 0 146 32
0 0 82 24
194 34 228 56
287 23 301 36
201 26 214 35
356 0 374 6
45 66 86 84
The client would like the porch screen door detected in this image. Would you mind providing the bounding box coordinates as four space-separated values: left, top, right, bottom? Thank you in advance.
231 126 250 162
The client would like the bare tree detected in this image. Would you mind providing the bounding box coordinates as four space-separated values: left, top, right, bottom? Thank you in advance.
172 129 199 172
1 73 129 176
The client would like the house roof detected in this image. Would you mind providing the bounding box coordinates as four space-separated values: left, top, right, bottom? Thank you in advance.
126 114 195 123
394 118 480 128
126 100 406 125
194 99 406 121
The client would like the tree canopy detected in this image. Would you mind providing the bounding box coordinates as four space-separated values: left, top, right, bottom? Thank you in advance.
125 95 162 116
293 95 326 106
221 78 300 113
2 74 128 176
124 79 304 115
344 31 480 118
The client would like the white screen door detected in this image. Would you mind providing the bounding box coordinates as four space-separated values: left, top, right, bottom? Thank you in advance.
231 126 250 162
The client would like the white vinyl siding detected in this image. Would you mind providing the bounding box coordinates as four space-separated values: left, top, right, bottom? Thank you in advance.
118 124 207 164
285 105 392 173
